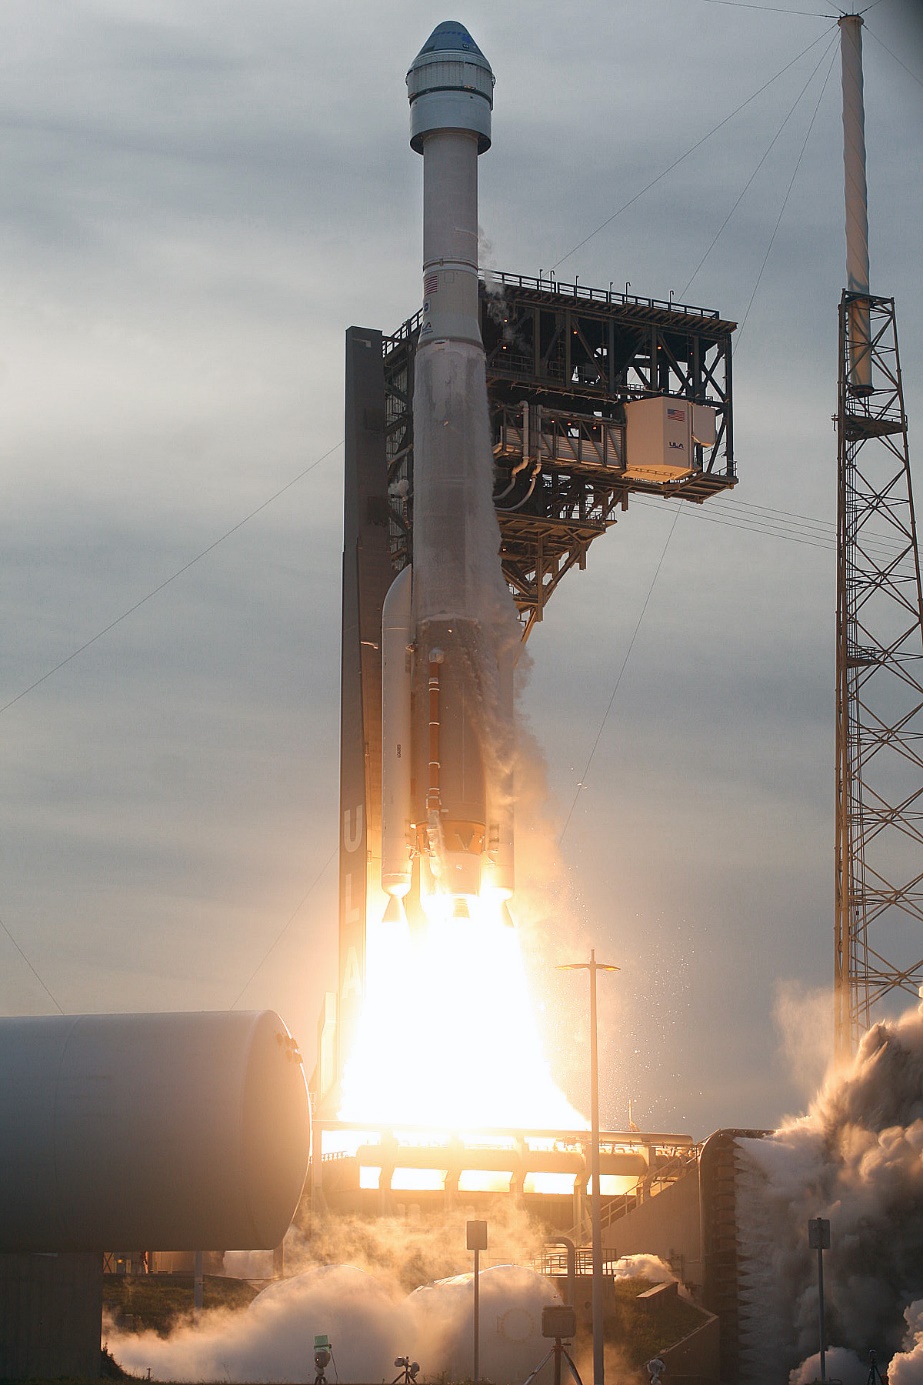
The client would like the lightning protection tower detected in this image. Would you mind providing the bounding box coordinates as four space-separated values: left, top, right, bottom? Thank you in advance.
834 15 923 1057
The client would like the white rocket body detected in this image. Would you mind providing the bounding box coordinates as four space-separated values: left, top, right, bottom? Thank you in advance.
381 21 516 919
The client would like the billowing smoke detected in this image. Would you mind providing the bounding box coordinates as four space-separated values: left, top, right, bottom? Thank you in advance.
790 1344 874 1385
408 1263 562 1383
223 1249 274 1280
890 1301 923 1384
726 994 923 1383
107 1261 563 1384
109 1265 404 1383
609 1253 678 1287
285 1202 549 1292
107 1199 680 1384
109 1203 556 1380
772 979 833 1105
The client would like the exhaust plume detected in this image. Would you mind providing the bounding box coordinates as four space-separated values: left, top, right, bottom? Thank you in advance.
728 994 923 1382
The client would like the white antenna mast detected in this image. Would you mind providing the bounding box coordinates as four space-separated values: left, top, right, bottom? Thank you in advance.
839 13 872 392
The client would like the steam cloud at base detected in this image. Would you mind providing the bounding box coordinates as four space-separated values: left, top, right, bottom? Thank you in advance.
729 994 923 1383
107 1262 563 1384
107 1201 679 1384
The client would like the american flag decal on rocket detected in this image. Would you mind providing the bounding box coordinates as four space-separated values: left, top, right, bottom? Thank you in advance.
424 273 438 296
667 407 685 422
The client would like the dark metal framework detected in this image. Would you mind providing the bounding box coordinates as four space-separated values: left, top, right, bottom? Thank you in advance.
834 291 923 1056
310 1118 696 1228
383 273 736 637
699 1129 772 1384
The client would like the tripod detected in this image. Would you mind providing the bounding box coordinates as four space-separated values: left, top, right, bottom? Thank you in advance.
523 1336 584 1385
867 1349 885 1385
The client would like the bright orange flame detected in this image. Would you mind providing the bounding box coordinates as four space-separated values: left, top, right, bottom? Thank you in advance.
457 1169 514 1193
524 1172 577 1195
339 893 585 1129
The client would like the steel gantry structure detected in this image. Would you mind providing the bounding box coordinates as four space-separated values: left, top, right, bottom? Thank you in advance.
382 273 736 637
834 291 923 1056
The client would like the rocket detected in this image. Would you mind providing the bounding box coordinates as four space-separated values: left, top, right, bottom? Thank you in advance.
380 21 517 924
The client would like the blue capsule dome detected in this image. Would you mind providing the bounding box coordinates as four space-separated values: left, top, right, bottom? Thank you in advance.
417 20 486 58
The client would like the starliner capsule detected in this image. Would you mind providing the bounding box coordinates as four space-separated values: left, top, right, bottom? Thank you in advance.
380 21 518 924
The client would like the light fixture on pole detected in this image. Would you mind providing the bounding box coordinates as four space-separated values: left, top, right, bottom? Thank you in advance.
558 950 619 1385
467 1219 488 1383
808 1217 831 1382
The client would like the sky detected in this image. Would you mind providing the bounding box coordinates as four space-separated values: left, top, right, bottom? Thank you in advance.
1 0 921 1142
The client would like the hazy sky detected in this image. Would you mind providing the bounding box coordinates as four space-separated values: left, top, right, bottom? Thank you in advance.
1 0 921 1140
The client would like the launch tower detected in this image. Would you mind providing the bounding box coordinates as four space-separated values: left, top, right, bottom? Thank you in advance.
833 16 923 1056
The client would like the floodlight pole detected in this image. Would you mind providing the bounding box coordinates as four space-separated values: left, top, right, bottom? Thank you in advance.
467 1219 488 1383
474 1244 480 1383
558 951 620 1385
808 1218 831 1382
193 1249 203 1320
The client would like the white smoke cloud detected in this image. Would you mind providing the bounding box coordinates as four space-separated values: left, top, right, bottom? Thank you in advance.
610 1253 678 1286
789 1345 870 1385
408 1263 562 1382
773 978 834 1107
284 1203 550 1294
109 1265 400 1383
107 1262 563 1384
792 1301 923 1385
223 1249 274 1279
888 1300 923 1385
736 994 923 1383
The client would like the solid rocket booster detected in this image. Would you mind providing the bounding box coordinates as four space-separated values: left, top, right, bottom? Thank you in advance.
381 21 516 918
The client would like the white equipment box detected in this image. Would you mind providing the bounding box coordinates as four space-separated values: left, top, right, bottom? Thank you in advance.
624 397 716 482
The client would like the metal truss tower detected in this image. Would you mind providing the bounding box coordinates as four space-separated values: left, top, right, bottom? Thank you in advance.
834 292 923 1055
833 15 923 1056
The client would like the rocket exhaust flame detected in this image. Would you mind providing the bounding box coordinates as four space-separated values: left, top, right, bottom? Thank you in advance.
338 896 584 1129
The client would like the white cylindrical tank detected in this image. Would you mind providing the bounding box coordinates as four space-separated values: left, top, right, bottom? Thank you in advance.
0 1009 310 1253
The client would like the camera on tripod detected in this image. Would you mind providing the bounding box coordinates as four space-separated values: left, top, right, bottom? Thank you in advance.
313 1334 332 1385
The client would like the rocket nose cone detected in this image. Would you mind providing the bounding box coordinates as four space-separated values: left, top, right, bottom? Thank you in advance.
418 20 485 58
408 19 492 79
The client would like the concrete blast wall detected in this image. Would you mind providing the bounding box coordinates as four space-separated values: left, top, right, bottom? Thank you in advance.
603 1166 704 1293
